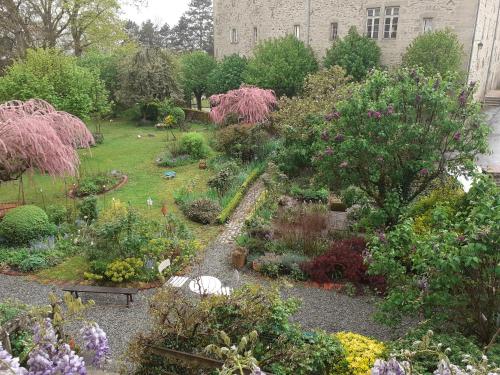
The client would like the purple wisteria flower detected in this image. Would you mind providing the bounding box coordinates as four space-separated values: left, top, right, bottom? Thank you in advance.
374 111 382 119
0 343 27 375
80 323 110 367
453 132 461 141
321 131 330 141
54 345 86 375
419 168 429 176
324 147 334 156
28 318 88 375
433 360 467 375
371 358 408 375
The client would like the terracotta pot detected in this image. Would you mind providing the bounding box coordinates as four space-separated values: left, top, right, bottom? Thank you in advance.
232 247 247 269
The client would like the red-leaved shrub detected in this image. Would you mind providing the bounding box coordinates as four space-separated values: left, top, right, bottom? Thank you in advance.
301 237 368 283
209 85 277 125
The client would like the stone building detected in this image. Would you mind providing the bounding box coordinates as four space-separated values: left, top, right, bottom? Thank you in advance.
213 0 500 100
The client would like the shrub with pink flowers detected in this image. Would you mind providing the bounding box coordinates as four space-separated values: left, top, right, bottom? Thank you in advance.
315 68 489 226
209 85 277 126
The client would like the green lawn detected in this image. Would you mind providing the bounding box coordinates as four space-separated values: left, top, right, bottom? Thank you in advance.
0 119 222 255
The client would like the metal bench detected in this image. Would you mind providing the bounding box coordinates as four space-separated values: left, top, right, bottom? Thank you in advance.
62 285 139 308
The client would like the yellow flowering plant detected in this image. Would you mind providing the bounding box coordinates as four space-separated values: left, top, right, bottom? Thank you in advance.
163 114 176 127
335 332 386 375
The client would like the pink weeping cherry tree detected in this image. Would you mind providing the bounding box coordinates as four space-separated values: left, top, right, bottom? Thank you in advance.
209 85 277 125
0 99 95 182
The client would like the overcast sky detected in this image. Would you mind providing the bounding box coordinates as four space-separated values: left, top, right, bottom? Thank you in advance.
121 0 190 27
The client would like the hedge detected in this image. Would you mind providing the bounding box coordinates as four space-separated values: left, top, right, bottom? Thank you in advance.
216 165 266 224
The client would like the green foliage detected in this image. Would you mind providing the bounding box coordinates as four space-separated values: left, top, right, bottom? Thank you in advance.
117 48 180 107
180 51 216 109
245 35 319 97
74 172 119 197
127 285 349 375
216 165 265 224
179 132 210 159
207 54 248 95
402 29 464 78
316 68 489 226
390 326 490 374
273 66 352 176
45 205 68 225
0 205 54 246
0 48 109 118
324 27 381 81
289 185 329 203
208 168 236 196
78 196 98 224
104 257 144 282
183 198 221 224
369 176 499 343
215 123 269 162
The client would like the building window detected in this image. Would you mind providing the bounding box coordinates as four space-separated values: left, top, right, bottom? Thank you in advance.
253 27 258 43
230 28 238 44
423 18 433 32
366 8 380 39
294 24 301 39
330 22 338 40
384 6 399 39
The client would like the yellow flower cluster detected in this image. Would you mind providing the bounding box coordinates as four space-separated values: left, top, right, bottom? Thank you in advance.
335 332 386 375
163 115 176 127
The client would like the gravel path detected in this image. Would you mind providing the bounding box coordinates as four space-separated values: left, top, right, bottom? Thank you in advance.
0 177 410 372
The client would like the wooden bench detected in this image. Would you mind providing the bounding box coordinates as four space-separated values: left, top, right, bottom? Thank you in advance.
62 285 139 308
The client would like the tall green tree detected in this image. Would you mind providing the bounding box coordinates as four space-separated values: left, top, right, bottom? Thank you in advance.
207 54 247 95
183 0 213 54
245 35 318 98
117 48 180 108
402 29 464 77
323 27 380 81
180 51 216 110
0 48 110 118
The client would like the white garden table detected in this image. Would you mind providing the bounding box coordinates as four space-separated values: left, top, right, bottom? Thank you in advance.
189 276 222 295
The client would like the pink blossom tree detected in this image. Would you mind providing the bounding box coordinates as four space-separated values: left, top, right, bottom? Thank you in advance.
209 85 277 125
0 99 94 182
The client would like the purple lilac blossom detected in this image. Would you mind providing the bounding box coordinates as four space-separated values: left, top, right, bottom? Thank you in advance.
459 91 467 107
80 323 110 367
0 343 27 375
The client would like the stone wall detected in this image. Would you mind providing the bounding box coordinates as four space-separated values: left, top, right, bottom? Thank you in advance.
214 0 478 64
214 0 500 98
468 0 500 98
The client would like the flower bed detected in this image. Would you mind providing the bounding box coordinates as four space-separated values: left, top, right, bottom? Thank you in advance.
68 171 127 198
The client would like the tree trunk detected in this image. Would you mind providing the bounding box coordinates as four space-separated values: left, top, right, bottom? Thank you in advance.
196 94 202 111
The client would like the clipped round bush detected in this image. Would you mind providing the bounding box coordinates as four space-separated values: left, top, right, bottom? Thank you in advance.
184 199 221 224
179 132 210 159
170 107 186 125
0 205 55 246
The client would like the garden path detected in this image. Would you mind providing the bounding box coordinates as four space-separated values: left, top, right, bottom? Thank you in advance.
0 178 410 371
